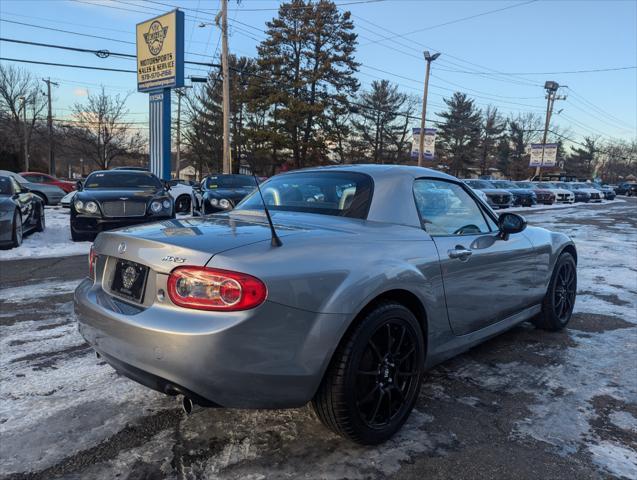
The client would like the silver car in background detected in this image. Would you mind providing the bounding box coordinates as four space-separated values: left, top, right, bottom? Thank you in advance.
75 165 577 444
0 170 65 206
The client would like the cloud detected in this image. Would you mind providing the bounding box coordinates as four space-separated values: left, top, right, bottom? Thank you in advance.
73 88 89 97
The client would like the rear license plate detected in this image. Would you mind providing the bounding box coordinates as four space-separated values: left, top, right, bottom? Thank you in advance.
111 259 149 303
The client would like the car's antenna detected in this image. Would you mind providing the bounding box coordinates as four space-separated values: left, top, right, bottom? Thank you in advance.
252 173 282 247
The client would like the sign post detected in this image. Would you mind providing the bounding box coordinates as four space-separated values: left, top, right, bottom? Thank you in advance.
529 143 558 170
136 10 184 180
411 128 437 161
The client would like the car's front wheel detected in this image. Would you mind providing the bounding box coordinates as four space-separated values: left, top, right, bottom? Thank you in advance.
35 204 45 232
533 252 577 331
312 302 425 445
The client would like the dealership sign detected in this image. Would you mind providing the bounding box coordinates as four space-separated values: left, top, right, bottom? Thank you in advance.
529 143 558 167
136 10 184 92
411 128 437 160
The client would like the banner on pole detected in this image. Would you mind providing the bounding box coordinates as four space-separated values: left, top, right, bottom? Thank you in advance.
136 10 184 92
411 128 437 160
529 143 558 167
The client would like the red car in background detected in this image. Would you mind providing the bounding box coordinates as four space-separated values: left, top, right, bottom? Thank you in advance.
19 172 76 193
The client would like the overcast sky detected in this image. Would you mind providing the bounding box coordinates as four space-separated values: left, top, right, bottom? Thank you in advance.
1 0 635 143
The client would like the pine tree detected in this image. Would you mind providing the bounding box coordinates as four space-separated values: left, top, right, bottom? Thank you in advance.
256 0 359 168
567 136 598 178
436 92 482 177
478 106 506 176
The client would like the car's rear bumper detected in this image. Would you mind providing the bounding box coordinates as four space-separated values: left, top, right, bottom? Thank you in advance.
74 278 344 408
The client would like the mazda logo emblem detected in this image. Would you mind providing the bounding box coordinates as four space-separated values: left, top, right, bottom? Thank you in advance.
117 242 127 254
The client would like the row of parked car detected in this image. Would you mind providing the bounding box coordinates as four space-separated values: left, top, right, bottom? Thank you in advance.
463 178 630 209
1 166 635 248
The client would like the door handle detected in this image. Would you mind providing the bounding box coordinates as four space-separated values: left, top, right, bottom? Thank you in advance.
448 247 472 260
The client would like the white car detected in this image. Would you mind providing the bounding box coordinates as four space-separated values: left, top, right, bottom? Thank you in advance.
167 179 201 214
535 182 575 204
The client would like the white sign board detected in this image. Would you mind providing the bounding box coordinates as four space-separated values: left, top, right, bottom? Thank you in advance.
529 143 558 167
411 128 437 160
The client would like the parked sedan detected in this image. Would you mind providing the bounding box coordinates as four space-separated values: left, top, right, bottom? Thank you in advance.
592 183 616 200
0 175 45 248
200 174 258 214
70 170 174 241
20 171 76 193
535 182 575 204
615 182 637 196
515 181 555 205
555 182 591 203
462 179 513 209
75 165 577 445
568 182 604 202
0 170 65 205
490 180 537 207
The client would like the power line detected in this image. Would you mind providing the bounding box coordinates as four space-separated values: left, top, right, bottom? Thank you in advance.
361 0 538 46
435 66 637 76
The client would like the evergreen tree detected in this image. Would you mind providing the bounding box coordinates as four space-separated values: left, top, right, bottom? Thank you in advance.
256 0 359 168
478 106 506 176
567 136 598 178
352 80 410 163
436 92 482 177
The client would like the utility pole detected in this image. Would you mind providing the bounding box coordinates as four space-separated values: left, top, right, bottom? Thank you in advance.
175 89 183 179
219 0 231 174
42 78 58 175
537 81 565 180
418 51 440 167
19 96 28 171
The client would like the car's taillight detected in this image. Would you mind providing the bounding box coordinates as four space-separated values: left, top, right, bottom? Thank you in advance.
88 245 98 280
167 267 267 311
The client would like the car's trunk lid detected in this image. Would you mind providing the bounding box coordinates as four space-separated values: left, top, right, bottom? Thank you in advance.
93 215 303 273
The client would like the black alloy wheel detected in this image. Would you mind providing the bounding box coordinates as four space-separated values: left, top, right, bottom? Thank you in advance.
175 195 191 214
313 302 425 445
355 321 420 429
533 252 577 331
12 211 23 248
36 205 45 232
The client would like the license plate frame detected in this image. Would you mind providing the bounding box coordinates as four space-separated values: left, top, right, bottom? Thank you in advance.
110 259 149 304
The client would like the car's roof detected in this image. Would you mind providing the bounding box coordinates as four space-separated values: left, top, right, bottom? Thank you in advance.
287 164 456 182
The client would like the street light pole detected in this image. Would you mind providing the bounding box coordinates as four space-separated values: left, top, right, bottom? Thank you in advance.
418 51 440 167
537 81 565 181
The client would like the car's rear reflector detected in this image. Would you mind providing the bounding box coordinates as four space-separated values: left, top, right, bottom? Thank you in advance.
167 266 267 311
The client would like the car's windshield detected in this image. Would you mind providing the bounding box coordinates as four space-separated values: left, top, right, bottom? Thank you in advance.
235 171 373 219
0 176 12 195
464 179 493 189
492 180 518 189
84 171 162 189
203 175 257 190
516 182 534 188
536 182 556 188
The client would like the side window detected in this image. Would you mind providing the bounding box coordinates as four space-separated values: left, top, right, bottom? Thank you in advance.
413 179 491 236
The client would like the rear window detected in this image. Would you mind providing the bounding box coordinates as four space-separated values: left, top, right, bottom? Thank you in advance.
84 172 162 189
203 175 257 189
235 171 373 219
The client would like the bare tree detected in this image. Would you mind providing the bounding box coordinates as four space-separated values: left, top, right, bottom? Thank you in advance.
68 87 145 170
0 64 47 169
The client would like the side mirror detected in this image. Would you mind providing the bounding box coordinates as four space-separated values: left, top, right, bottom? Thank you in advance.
498 212 527 240
75 180 83 191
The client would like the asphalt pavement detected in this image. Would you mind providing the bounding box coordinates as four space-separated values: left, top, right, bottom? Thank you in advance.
0 198 635 480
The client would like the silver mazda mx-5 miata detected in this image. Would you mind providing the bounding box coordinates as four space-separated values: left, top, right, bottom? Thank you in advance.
75 165 577 445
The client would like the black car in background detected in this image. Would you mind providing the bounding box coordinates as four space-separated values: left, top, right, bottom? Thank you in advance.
0 175 45 248
615 182 637 196
200 174 258 214
462 179 513 209
70 170 174 241
490 180 537 207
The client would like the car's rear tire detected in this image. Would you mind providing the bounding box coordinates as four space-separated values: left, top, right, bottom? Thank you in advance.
11 211 23 248
312 302 425 445
33 192 48 205
533 252 577 331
